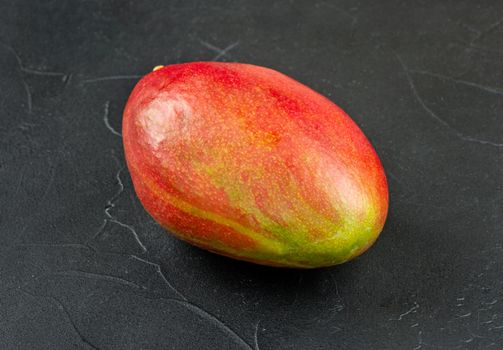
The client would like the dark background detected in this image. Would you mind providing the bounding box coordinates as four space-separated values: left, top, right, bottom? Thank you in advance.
1 0 502 349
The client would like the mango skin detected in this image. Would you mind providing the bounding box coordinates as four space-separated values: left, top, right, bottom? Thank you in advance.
123 62 388 268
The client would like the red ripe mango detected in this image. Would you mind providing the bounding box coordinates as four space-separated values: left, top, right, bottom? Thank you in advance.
123 62 388 268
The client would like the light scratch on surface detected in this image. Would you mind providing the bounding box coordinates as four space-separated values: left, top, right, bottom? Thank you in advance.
109 219 147 253
104 165 125 219
395 53 503 148
408 69 503 96
51 270 145 290
472 17 503 43
130 255 187 301
20 67 66 77
253 320 261 350
458 16 503 55
88 155 147 253
321 2 358 38
12 164 26 198
413 330 423 350
390 301 419 321
0 41 23 66
396 53 454 129
0 42 70 114
106 162 147 252
22 80 32 114
328 271 345 312
82 75 142 84
19 288 99 349
462 337 474 343
468 42 503 55
37 164 56 205
84 219 107 250
200 40 239 61
169 298 253 350
102 101 122 137
15 243 90 250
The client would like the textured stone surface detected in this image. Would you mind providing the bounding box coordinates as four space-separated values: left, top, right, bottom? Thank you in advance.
1 0 502 349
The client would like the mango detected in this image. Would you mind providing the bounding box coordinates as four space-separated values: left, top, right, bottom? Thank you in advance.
123 62 388 268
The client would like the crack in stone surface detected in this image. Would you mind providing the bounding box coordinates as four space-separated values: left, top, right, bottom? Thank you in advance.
0 42 33 114
51 270 146 290
395 53 503 148
471 17 503 44
82 75 142 84
390 301 420 321
102 101 122 137
15 243 91 250
130 255 187 301
18 288 100 349
200 40 239 60
109 219 147 252
253 320 261 350
0 41 68 114
93 159 147 253
408 69 503 95
167 298 253 350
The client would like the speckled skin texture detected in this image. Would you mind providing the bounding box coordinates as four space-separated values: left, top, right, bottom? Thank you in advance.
123 62 388 268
